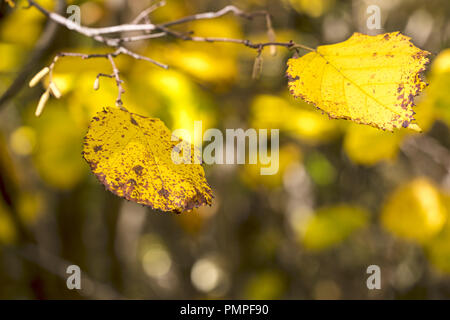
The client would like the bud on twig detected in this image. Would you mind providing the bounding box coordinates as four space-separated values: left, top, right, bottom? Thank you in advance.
49 82 61 99
29 67 50 87
267 28 277 56
252 51 263 80
93 78 100 91
35 89 50 117
265 14 277 56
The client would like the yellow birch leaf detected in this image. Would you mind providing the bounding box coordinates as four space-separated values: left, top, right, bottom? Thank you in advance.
287 32 430 131
82 107 213 213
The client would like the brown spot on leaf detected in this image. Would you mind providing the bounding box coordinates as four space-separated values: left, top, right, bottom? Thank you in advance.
158 188 169 198
133 165 144 176
287 74 299 82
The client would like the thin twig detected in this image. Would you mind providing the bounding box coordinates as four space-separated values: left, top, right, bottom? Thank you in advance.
107 54 126 109
47 51 129 109
116 46 169 69
131 0 166 25
114 32 167 44
160 5 268 28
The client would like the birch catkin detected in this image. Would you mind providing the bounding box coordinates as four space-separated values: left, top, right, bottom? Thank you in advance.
49 82 61 99
35 90 50 117
29 67 50 87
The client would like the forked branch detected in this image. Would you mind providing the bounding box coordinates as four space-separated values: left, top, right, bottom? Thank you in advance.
22 0 315 115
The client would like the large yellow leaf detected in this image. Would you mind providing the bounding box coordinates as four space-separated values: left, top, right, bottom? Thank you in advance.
287 32 430 131
82 107 213 213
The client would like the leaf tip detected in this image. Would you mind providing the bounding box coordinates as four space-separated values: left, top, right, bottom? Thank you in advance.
408 123 422 133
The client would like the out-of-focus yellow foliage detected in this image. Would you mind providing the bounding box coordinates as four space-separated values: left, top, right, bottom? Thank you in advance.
284 0 335 17
174 201 219 235
150 17 242 86
30 103 87 189
67 72 119 126
418 48 450 127
425 194 450 274
344 124 403 165
0 199 16 244
17 191 44 225
251 94 340 144
44 74 75 97
0 133 19 187
79 1 105 26
146 69 216 145
5 0 15 8
287 32 430 131
83 107 213 212
163 48 237 84
9 126 37 156
301 205 368 251
381 178 447 243
244 270 286 299
426 229 450 274
0 44 24 72
0 135 17 244
343 93 435 165
241 143 302 189
304 151 336 186
148 0 188 23
0 0 54 46
432 48 450 74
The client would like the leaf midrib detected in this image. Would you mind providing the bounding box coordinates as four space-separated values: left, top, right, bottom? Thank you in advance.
316 51 406 120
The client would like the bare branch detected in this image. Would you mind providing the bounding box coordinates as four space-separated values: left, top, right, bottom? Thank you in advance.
21 0 315 112
107 53 126 109
27 0 157 39
116 46 169 69
26 0 315 52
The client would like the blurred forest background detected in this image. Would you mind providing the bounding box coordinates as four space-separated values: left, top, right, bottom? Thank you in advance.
1 0 450 299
